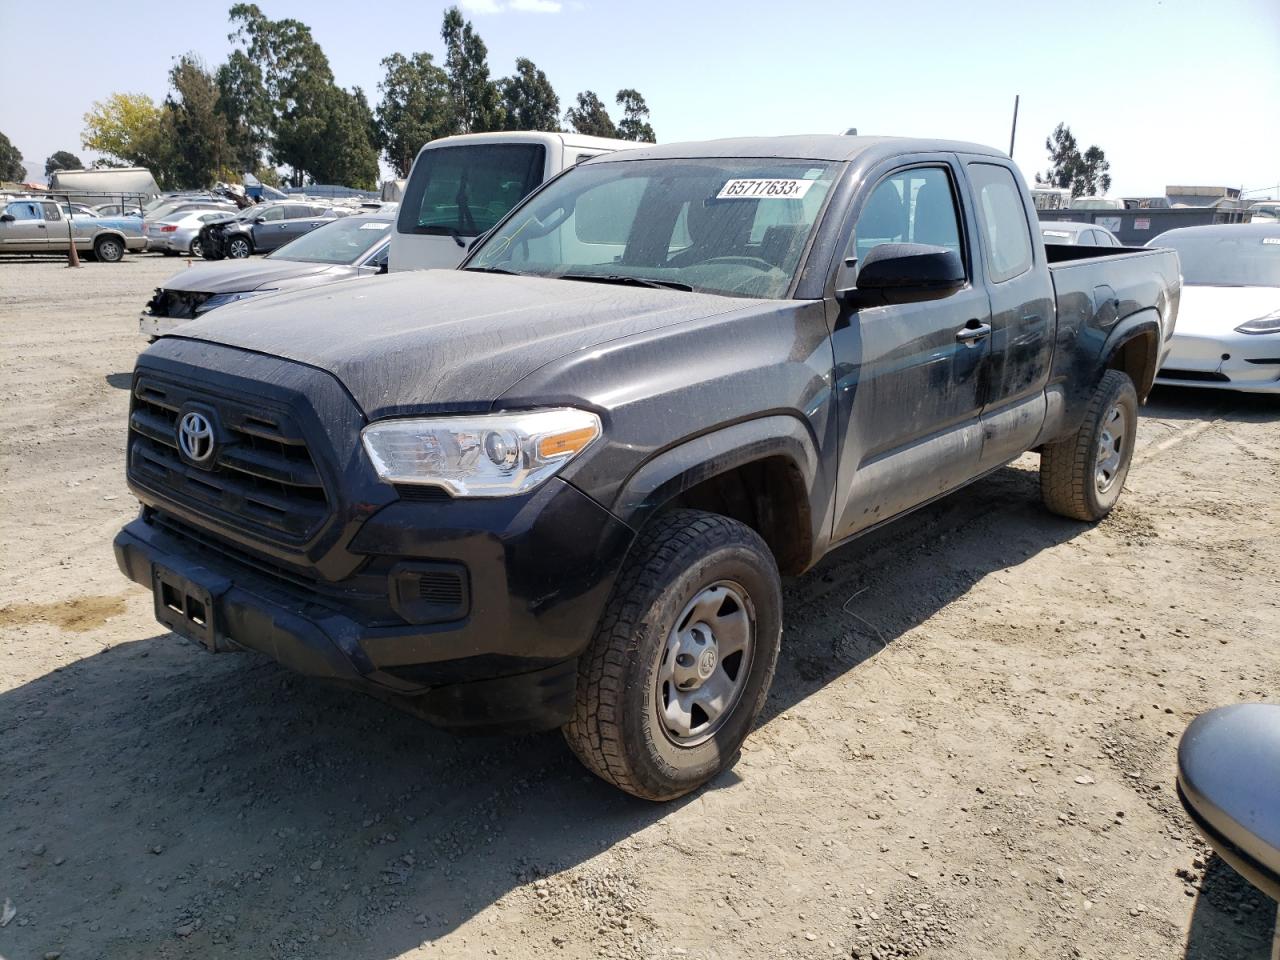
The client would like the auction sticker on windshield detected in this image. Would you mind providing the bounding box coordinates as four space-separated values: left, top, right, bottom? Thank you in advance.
717 179 815 200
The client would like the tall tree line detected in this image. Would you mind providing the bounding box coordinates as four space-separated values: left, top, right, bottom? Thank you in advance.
79 4 657 189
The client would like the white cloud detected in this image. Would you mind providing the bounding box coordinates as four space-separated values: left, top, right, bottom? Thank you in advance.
459 0 562 12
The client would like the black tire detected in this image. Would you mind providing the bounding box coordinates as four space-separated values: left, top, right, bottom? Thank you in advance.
93 235 124 263
564 508 781 801
227 236 251 259
189 238 204 258
1041 369 1138 521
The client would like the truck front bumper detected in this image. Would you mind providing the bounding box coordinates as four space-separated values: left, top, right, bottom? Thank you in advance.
114 478 635 731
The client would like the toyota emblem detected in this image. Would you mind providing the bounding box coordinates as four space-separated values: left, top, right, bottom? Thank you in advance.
178 411 215 463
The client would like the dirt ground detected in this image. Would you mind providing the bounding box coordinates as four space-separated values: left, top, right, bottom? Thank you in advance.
1 252 1277 960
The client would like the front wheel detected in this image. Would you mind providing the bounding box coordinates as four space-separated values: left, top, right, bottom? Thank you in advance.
1040 369 1138 521
227 236 251 259
189 238 204 258
564 509 781 801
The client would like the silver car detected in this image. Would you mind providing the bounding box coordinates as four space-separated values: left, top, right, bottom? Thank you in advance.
1040 221 1122 246
144 210 235 257
140 211 393 337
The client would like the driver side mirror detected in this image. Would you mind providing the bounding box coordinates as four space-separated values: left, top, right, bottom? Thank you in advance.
376 260 389 275
0 213 14 223
253 216 266 224
838 243 965 308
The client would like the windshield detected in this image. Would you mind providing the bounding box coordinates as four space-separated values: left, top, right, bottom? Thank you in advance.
467 158 838 299
398 142 547 239
1159 230 1280 286
269 216 393 264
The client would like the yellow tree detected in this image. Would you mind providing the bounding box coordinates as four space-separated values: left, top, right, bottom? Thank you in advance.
82 93 175 185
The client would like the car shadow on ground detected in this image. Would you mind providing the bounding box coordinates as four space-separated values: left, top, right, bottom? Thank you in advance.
0 465 1095 958
1146 384 1280 424
106 372 133 390
1184 855 1278 959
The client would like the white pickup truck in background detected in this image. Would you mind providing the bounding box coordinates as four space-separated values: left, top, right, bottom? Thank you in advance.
390 130 642 271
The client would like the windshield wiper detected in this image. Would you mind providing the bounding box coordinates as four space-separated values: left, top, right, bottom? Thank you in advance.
556 273 694 292
463 266 520 276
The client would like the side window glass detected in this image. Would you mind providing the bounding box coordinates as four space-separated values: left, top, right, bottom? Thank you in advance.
42 203 62 221
969 163 1033 283
261 206 285 222
847 166 963 280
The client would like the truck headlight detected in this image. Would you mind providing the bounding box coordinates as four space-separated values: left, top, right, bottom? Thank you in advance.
195 289 277 315
361 408 602 497
1234 309 1280 335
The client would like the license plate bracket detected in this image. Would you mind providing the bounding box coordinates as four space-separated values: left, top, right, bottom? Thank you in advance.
152 563 221 650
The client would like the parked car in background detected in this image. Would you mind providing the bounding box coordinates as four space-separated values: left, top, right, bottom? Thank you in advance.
1150 222 1280 393
0 197 145 261
1177 703 1280 902
144 197 236 225
1041 221 1122 246
140 211 393 337
145 210 237 257
59 202 100 218
117 135 1180 800
93 202 142 218
199 201 348 260
391 130 643 271
1248 201 1280 222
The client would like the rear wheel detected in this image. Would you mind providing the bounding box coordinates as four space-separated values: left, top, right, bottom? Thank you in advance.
564 509 781 801
227 236 251 259
93 236 124 263
1041 369 1138 521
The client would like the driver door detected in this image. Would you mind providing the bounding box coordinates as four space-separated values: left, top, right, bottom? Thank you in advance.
829 161 993 541
1 201 49 251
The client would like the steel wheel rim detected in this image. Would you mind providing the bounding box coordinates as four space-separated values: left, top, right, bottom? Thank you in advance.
654 579 755 747
1095 402 1128 493
101 240 121 260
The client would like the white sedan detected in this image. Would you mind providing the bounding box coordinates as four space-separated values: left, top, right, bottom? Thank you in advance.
1150 223 1280 394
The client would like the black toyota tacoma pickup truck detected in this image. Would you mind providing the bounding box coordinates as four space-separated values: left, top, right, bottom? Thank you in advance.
115 136 1180 800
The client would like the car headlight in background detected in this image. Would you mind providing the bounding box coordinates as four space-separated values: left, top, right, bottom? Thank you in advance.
361 408 602 497
194 289 278 315
1234 309 1280 335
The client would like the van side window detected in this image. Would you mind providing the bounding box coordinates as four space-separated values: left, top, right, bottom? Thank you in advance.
847 166 963 280
969 163 1033 283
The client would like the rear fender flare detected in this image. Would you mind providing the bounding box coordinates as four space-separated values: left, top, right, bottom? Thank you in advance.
1101 308 1163 400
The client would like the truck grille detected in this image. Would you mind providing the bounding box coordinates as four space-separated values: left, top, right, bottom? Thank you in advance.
128 376 330 542
146 288 213 320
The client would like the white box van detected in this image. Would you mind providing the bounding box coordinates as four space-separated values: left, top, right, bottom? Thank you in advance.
390 131 642 271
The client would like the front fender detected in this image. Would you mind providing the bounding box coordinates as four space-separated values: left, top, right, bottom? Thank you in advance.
609 414 825 554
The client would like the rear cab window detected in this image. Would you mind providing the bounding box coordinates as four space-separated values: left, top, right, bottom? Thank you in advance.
968 163 1034 282
398 142 547 239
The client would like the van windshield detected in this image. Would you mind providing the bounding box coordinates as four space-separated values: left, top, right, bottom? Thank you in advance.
397 142 546 239
467 157 838 299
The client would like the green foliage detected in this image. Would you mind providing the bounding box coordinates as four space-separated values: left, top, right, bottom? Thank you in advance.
44 150 83 178
564 91 617 138
166 55 232 188
81 92 177 187
376 52 453 177
307 86 379 189
216 50 271 172
1039 123 1112 198
615 89 655 142
0 132 23 181
500 58 560 132
441 7 504 133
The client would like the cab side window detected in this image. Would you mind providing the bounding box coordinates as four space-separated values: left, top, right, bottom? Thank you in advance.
42 203 62 222
847 166 963 280
969 163 1033 283
7 202 42 221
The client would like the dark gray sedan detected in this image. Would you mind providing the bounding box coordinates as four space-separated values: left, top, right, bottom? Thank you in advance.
140 212 392 337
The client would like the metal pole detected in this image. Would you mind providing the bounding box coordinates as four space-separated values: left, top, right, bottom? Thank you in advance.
1009 94 1020 159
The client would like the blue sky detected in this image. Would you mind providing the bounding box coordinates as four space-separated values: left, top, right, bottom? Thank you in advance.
2 0 1277 198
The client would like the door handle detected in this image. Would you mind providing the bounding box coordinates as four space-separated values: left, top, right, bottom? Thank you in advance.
956 321 991 345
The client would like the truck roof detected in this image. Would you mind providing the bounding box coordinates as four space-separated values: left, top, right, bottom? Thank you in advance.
593 134 1007 164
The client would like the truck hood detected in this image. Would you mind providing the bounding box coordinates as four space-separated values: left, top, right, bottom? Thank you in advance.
161 258 340 295
1177 284 1279 335
166 269 756 417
